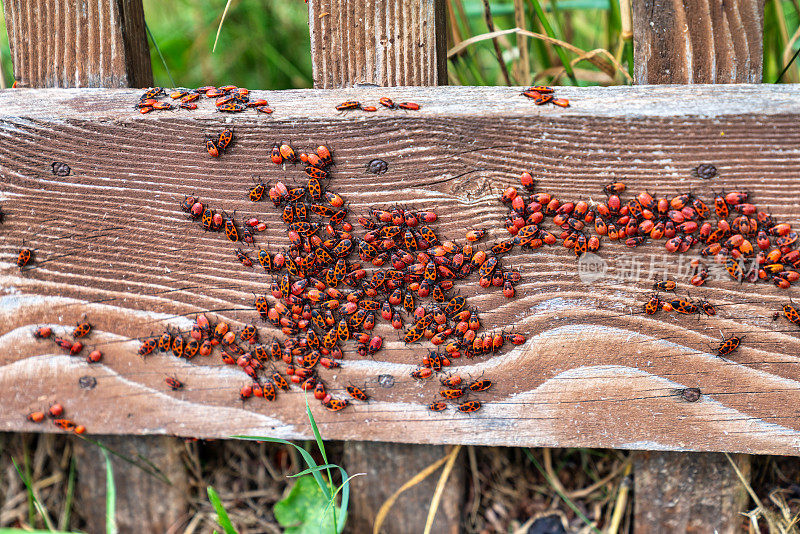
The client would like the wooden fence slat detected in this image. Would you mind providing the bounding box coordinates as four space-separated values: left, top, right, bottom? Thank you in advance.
633 451 750 533
308 0 447 88
72 435 189 532
307 2 456 527
630 2 762 528
3 0 153 88
2 5 168 531
632 0 764 84
343 443 464 533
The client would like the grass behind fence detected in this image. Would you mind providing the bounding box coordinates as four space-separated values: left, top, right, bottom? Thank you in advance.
0 0 797 88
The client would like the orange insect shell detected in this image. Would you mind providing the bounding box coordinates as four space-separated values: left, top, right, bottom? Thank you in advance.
27 411 45 423
279 143 296 161
73 425 86 434
661 302 674 312
501 186 518 203
271 144 282 164
53 419 77 431
222 331 236 345
34 326 52 339
49 403 64 417
503 282 515 298
87 350 102 363
429 401 447 412
206 139 220 158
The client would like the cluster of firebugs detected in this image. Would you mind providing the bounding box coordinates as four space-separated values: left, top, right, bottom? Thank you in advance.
15 86 800 426
136 85 273 115
149 132 528 414
26 321 97 432
497 173 800 356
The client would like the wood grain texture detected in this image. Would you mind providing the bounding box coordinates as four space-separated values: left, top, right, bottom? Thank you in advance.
2 86 800 455
633 452 749 533
633 15 757 534
3 0 153 88
72 435 188 532
633 0 764 84
308 0 447 88
343 443 463 533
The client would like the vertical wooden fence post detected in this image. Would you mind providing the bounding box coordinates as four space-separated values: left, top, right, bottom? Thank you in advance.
308 1 462 532
631 1 762 531
308 0 447 88
3 2 182 531
632 0 763 84
3 0 153 87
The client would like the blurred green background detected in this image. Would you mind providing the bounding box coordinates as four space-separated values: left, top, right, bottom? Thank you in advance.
0 0 797 88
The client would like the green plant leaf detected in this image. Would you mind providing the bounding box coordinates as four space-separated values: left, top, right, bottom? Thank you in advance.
207 486 238 534
274 476 341 534
101 449 117 534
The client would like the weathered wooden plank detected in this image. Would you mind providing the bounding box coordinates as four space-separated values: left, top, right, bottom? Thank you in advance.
2 86 800 455
308 0 447 88
72 435 189 532
343 443 463 533
3 0 153 88
633 0 763 84
633 451 749 533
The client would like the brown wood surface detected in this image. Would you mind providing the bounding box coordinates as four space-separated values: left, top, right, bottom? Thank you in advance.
2 86 800 455
3 0 153 88
632 7 760 529
72 435 188 532
633 451 749 533
308 0 447 88
343 443 463 533
633 0 764 84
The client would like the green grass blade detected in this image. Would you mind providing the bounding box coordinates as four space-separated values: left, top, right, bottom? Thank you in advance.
523 449 601 534
302 394 338 531
24 444 35 527
776 46 800 83
145 22 176 87
207 486 238 534
234 436 331 501
213 0 235 53
12 457 55 531
287 464 342 478
527 0 579 84
463 0 611 16
101 449 117 534
59 456 76 530
318 469 361 534
305 395 329 466
78 436 170 485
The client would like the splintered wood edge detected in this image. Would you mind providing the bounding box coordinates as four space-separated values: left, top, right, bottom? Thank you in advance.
1 85 800 120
